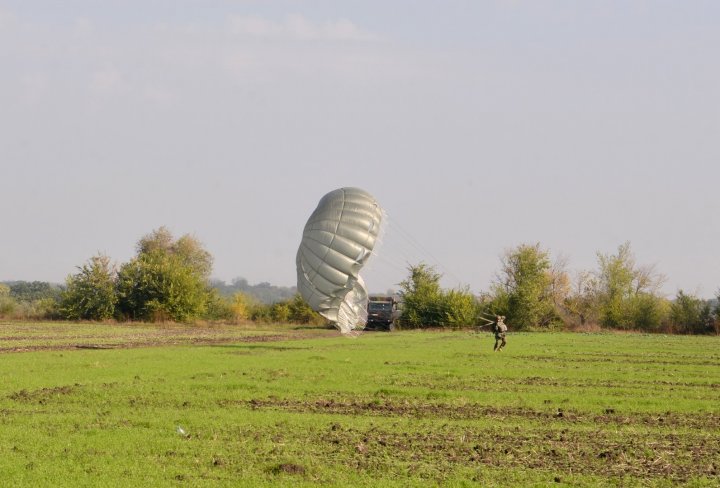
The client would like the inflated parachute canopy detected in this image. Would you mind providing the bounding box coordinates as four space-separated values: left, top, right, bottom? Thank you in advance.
296 187 383 335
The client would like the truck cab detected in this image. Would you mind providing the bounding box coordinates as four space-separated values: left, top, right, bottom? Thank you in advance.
366 295 399 331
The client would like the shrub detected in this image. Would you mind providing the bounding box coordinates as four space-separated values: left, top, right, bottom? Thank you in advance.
288 294 324 325
231 292 253 321
440 288 478 328
60 255 117 321
116 250 208 322
398 263 478 328
0 295 17 318
670 291 713 334
203 289 235 321
270 302 291 323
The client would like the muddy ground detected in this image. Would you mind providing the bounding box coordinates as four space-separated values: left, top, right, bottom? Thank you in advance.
0 321 336 353
237 397 720 483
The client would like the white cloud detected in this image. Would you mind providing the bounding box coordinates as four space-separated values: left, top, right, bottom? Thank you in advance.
228 14 380 42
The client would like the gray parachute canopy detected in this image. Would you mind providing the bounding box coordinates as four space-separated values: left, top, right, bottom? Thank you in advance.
296 187 383 335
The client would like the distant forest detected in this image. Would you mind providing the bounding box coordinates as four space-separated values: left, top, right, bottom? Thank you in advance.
1 279 297 306
209 278 297 304
1 281 62 301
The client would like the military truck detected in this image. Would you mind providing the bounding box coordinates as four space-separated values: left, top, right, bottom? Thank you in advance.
365 295 400 331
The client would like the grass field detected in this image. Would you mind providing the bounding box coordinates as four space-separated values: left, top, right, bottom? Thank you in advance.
0 321 718 487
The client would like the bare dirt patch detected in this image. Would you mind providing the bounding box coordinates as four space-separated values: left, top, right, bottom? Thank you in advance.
0 322 336 354
232 396 719 482
315 420 720 482
267 463 306 476
238 397 720 430
9 384 81 404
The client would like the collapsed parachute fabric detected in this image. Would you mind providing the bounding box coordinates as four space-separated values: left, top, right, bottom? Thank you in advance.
296 187 383 335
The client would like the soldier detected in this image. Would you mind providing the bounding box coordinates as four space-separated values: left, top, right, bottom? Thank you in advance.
494 315 507 351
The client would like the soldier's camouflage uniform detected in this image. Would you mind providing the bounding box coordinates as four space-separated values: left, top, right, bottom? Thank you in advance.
494 316 507 351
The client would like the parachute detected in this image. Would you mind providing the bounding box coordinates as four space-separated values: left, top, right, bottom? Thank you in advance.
296 187 383 335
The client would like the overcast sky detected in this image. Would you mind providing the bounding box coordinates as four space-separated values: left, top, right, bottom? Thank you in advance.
1 1 718 297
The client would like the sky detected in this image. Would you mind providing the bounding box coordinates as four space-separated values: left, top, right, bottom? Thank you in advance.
1 1 718 298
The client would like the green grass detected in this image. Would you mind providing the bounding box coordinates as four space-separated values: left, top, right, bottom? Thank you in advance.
0 323 719 486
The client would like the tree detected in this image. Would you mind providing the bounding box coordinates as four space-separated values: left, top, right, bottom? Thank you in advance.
398 263 445 328
1 281 61 319
440 288 478 327
137 227 213 279
595 242 667 330
230 292 253 321
398 263 477 328
60 254 117 320
8 281 61 302
563 270 601 327
627 293 669 332
670 290 713 334
0 283 16 318
548 254 572 313
596 243 635 328
492 243 560 329
116 228 212 322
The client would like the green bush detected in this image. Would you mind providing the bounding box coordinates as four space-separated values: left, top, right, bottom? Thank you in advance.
440 288 478 328
250 303 272 323
670 291 713 334
60 255 117 321
627 293 669 332
0 295 17 317
202 289 235 321
116 250 209 322
288 294 324 325
397 263 477 328
270 302 291 323
397 263 444 328
246 295 324 325
0 281 60 320
113 228 216 323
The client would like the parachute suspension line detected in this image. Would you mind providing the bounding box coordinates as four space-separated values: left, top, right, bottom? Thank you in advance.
382 212 466 288
365 212 424 277
359 211 423 293
366 210 414 275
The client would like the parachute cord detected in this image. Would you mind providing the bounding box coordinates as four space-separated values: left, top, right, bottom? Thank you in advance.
382 213 467 289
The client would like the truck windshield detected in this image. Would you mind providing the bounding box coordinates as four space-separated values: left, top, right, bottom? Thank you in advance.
368 302 392 312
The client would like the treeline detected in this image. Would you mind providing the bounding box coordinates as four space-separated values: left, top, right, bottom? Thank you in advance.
210 278 296 304
396 242 720 335
2 230 718 335
0 281 62 319
0 227 324 326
